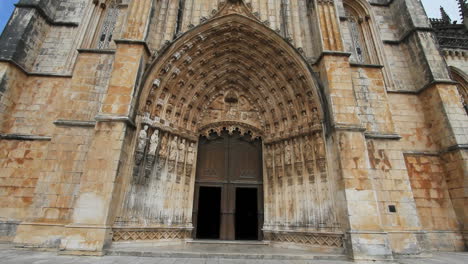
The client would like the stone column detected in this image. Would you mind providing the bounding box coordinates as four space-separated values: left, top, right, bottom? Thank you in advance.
59 1 153 254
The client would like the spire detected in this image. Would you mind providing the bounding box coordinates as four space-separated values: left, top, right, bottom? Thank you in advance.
458 0 467 23
440 6 451 24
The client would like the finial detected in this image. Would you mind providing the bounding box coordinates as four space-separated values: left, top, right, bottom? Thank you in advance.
440 6 451 24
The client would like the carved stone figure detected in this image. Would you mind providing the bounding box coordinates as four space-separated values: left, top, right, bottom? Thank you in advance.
187 143 195 165
178 138 186 163
148 129 160 155
158 133 168 157
314 132 325 158
284 141 292 165
135 125 149 165
169 136 179 160
274 144 282 165
137 125 149 152
312 107 319 124
293 138 301 162
303 135 313 161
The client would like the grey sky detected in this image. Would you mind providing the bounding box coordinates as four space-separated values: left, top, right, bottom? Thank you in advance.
421 0 463 21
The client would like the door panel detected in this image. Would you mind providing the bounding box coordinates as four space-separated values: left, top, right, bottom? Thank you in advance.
194 132 263 240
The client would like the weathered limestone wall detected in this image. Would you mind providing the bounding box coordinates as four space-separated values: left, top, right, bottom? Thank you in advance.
404 154 463 251
0 0 466 260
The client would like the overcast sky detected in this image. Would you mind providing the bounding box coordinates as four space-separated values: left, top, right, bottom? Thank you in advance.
0 0 464 35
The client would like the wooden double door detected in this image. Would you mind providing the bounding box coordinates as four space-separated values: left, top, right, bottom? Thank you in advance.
193 132 263 240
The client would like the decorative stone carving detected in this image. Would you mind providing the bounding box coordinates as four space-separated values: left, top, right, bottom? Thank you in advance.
135 125 148 165
148 129 160 155
169 136 179 160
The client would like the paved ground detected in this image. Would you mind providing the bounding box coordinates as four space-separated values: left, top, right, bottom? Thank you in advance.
0 244 467 264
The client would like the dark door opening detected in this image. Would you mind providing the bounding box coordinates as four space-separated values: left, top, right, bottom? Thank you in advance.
196 187 221 239
235 188 258 240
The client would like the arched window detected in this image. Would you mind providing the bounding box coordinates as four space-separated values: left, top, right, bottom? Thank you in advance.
343 1 378 64
346 8 368 63
82 0 124 49
450 67 468 114
96 1 120 49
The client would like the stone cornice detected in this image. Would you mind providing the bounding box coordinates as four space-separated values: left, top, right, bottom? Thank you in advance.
383 27 434 45
350 63 384 69
313 51 352 65
14 3 79 27
0 59 72 78
364 132 401 140
77 49 116 55
113 39 152 56
0 133 51 141
53 119 96 128
333 123 366 132
387 79 458 95
95 114 136 128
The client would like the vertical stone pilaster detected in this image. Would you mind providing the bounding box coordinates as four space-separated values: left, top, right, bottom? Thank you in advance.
318 53 393 260
420 83 468 248
60 21 152 254
122 0 153 40
316 0 343 51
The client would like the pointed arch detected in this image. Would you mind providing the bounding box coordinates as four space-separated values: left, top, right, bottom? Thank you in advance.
136 10 329 141
449 66 468 113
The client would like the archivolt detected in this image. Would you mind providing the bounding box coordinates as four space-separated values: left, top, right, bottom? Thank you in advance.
137 6 327 142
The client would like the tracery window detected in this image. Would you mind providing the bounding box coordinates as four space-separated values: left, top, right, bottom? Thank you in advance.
346 8 368 63
96 1 120 49
82 0 124 49
342 1 380 65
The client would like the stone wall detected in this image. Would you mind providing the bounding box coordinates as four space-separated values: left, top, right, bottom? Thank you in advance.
0 0 466 260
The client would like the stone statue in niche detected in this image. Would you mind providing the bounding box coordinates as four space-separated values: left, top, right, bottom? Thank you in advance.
144 129 160 178
312 107 319 124
284 141 292 165
187 142 195 165
293 138 301 162
314 132 325 158
176 138 186 183
135 125 149 165
137 125 149 152
148 129 160 156
179 138 186 163
274 143 282 166
169 136 179 161
158 133 168 158
303 135 313 161
314 132 327 174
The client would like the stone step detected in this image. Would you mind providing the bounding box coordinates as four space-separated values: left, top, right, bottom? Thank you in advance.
186 239 270 246
106 250 348 260
106 243 348 261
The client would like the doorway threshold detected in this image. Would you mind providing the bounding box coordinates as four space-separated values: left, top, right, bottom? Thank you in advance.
187 240 269 245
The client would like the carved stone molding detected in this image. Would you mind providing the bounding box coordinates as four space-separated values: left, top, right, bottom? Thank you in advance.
264 231 344 248
112 228 192 241
198 121 263 139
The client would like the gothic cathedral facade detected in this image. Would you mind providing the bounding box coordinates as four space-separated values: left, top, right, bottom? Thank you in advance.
0 0 467 262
